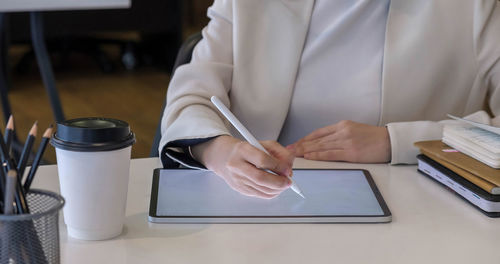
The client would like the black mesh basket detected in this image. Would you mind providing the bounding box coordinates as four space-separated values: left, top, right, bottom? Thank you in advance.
0 189 65 264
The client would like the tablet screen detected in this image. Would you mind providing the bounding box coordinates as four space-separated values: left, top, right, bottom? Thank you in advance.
149 169 391 223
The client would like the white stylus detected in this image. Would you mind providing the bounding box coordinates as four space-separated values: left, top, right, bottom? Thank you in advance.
211 96 305 198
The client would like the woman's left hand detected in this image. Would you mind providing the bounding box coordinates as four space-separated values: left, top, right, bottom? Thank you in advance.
288 120 391 163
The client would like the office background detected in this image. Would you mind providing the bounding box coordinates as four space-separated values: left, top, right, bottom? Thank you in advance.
1 0 212 163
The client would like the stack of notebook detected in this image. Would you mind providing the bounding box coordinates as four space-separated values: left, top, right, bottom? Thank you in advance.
443 114 500 168
414 115 500 217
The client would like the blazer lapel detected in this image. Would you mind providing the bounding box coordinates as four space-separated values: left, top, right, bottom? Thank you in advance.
279 0 316 22
230 0 314 140
379 0 395 126
231 0 315 140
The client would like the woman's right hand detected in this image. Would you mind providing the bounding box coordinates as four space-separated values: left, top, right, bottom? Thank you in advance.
191 135 294 199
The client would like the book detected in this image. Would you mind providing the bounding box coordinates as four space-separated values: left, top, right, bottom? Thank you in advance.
443 115 500 168
448 114 500 135
417 154 500 218
420 149 499 194
414 140 500 194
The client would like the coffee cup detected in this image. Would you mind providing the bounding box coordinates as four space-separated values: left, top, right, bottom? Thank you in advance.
51 117 135 240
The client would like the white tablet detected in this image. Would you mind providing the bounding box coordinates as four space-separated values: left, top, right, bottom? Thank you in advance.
148 168 391 223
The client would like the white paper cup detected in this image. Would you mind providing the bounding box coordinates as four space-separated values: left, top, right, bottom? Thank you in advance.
51 117 135 240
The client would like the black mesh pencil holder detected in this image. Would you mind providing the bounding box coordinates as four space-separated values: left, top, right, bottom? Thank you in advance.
0 189 65 264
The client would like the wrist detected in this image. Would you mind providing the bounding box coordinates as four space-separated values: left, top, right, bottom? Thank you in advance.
381 127 392 163
191 135 237 168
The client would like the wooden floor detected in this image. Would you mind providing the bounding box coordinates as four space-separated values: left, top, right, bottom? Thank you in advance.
2 46 170 164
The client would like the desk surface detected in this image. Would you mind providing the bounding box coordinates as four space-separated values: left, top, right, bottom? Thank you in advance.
0 0 130 12
32 157 500 264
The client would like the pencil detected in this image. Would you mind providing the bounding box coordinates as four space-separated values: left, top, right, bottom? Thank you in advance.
0 163 4 210
0 115 10 210
0 128 11 167
3 170 17 215
24 125 52 192
1 171 16 263
0 128 11 207
17 121 37 181
4 115 14 155
13 176 29 214
0 124 28 214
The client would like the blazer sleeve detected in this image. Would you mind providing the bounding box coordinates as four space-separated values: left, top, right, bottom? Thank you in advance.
158 0 235 168
386 1 500 165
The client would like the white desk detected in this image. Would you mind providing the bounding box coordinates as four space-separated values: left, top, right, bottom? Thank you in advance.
31 158 500 264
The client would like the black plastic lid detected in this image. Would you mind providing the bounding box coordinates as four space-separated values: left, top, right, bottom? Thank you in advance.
51 117 135 152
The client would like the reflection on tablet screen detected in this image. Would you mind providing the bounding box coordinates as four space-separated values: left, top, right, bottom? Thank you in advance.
156 169 384 217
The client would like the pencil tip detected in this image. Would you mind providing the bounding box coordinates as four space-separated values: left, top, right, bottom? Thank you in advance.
43 125 53 138
29 121 38 136
7 115 14 130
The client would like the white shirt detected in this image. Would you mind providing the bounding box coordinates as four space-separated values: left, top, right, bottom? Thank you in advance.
161 0 500 167
278 0 390 146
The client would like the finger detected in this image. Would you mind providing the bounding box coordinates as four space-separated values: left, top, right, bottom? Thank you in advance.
261 141 293 161
302 124 339 141
221 173 279 199
303 149 350 162
285 143 296 154
293 137 313 157
261 141 294 171
300 138 345 154
239 184 279 199
240 177 284 195
295 134 342 157
230 161 291 190
240 143 291 177
292 142 305 157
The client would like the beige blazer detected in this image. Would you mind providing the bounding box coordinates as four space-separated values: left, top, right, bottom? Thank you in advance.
160 0 500 166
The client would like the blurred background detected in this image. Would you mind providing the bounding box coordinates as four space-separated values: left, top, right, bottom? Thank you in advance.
1 0 213 163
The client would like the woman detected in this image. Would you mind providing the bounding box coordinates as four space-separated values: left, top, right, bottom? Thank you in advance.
160 0 500 199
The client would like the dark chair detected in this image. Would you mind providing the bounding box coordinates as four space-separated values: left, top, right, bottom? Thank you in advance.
150 32 203 157
9 0 184 72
